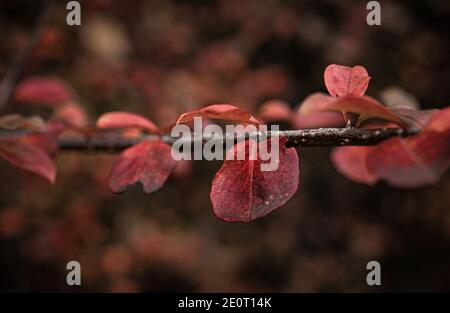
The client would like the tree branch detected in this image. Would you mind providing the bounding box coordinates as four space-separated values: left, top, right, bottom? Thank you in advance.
0 0 53 110
56 127 418 151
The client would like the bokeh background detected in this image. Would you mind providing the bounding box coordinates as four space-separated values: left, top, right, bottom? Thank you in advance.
0 0 449 292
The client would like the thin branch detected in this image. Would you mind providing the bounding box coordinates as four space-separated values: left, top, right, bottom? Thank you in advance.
0 0 53 110
55 127 418 151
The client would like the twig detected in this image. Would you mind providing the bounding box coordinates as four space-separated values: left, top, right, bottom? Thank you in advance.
54 127 418 151
0 0 53 110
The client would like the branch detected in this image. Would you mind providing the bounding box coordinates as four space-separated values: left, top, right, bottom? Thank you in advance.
56 127 418 151
0 0 53 110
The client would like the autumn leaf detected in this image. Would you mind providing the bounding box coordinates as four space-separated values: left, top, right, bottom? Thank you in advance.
257 100 293 124
176 104 260 126
427 107 450 132
96 111 159 133
298 93 406 128
210 136 299 222
53 102 89 127
108 140 176 194
324 64 371 97
366 132 450 188
0 138 56 183
331 146 378 185
13 76 73 106
388 103 439 129
331 107 450 188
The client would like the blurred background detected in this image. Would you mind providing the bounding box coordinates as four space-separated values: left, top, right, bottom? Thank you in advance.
0 0 449 292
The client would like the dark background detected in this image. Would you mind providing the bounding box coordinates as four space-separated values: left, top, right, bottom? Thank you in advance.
0 0 449 292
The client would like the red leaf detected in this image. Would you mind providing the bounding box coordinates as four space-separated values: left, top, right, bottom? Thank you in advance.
0 138 56 183
176 104 260 126
298 93 406 128
388 103 439 129
13 77 73 106
427 107 450 132
324 64 371 97
293 112 345 129
366 132 450 188
258 100 292 123
108 141 176 193
331 146 377 185
53 102 89 127
97 112 159 133
210 136 299 222
20 133 58 157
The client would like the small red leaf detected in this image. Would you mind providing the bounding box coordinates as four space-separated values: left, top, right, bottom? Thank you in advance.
13 77 73 106
331 146 377 185
108 141 176 194
324 64 371 97
258 100 292 123
97 112 159 133
176 104 260 126
299 93 406 128
210 136 299 222
427 107 450 132
53 102 89 127
366 132 450 188
0 138 56 183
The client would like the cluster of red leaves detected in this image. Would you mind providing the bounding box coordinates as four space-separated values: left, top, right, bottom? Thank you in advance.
95 105 299 223
332 108 450 188
302 65 450 189
1 64 449 222
259 64 449 189
0 76 88 183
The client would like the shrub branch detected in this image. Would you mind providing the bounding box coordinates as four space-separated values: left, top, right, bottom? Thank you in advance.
54 127 417 151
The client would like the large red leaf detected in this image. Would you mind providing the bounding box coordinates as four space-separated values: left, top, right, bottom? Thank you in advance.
324 64 371 97
108 140 176 193
210 136 299 222
176 104 260 126
331 146 377 185
13 77 73 106
0 138 56 183
97 112 159 133
298 93 405 128
366 132 450 188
